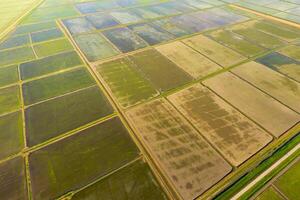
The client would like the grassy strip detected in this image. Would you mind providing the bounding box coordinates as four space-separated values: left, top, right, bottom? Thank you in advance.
239 148 300 200
214 132 300 200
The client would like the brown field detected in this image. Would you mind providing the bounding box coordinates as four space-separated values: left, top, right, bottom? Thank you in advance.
182 35 246 67
203 72 300 137
232 61 300 113
126 99 232 200
155 41 221 79
168 84 272 166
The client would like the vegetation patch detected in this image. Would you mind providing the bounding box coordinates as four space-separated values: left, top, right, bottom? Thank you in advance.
20 51 83 80
0 65 19 87
25 86 113 146
183 35 245 67
72 160 167 200
29 117 139 200
0 112 24 159
0 46 35 67
96 58 158 108
128 49 192 92
33 38 73 58
22 67 95 105
0 85 21 115
0 157 27 200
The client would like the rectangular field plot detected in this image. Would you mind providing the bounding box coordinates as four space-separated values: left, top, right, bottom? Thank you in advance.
75 1 120 14
85 14 120 30
22 68 95 105
29 117 139 200
33 38 73 58
203 72 300 137
183 35 246 67
128 23 174 45
229 22 286 49
168 84 272 166
232 61 300 113
0 112 23 160
255 186 284 200
30 28 63 43
274 159 300 200
207 29 266 57
102 27 148 53
256 52 300 82
72 160 167 200
74 33 119 62
0 65 19 87
245 20 300 42
278 45 300 61
25 86 114 146
12 21 57 35
0 34 30 50
20 51 83 80
63 17 96 35
128 49 192 92
152 18 192 37
110 10 143 24
96 58 158 108
169 14 217 34
0 85 21 115
21 5 79 24
126 99 232 200
0 157 27 200
132 7 163 19
156 41 222 79
0 46 35 67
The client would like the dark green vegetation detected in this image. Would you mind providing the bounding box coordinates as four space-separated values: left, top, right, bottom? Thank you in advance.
20 51 83 80
33 38 73 58
129 49 192 91
22 68 95 105
29 117 139 200
214 133 300 200
0 46 35 66
96 58 158 108
274 159 300 200
25 86 113 146
0 85 21 115
0 112 23 159
72 160 167 200
0 157 27 200
0 65 19 87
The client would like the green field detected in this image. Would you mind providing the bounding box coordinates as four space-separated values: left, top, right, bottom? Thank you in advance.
0 112 24 159
129 49 192 92
20 51 83 80
33 38 73 58
96 58 158 108
255 187 283 200
0 46 35 67
22 67 95 105
25 86 113 146
29 117 139 200
0 85 21 115
0 157 27 200
72 160 167 200
0 65 19 87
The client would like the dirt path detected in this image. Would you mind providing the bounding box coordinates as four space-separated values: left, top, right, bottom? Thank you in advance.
231 143 300 200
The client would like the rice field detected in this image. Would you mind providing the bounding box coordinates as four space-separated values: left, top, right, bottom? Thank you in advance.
1 0 300 199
